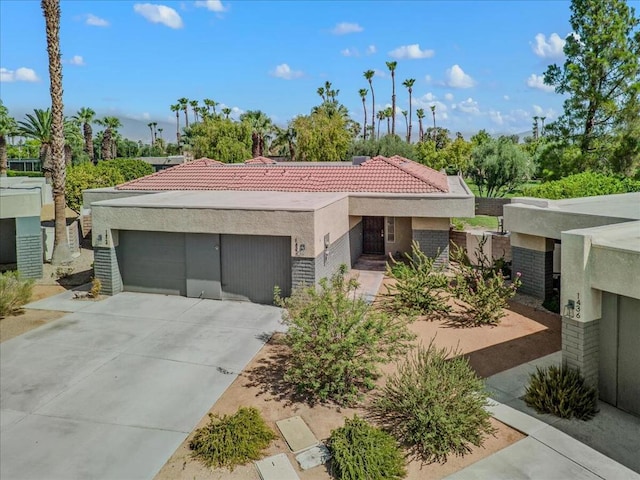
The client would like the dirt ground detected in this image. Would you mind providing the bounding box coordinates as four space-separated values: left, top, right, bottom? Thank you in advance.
156 299 560 480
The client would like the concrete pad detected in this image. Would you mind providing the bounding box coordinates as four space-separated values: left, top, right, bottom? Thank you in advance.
36 353 235 432
349 269 384 303
124 321 275 372
0 414 185 480
20 312 167 352
175 299 283 329
444 437 601 480
0 409 27 431
485 361 539 398
276 416 319 453
23 286 94 313
296 444 331 470
255 453 300 480
0 340 118 413
487 401 555 435
81 292 202 320
525 350 562 369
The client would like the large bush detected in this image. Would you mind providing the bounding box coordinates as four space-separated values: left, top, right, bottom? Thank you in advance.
65 162 124 211
189 407 276 470
103 158 153 181
0 271 34 317
327 416 406 480
371 341 495 464
275 265 415 405
348 135 419 161
524 365 598 420
384 241 450 316
522 171 640 199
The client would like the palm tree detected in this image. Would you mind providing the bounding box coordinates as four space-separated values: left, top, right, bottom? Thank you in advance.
95 116 121 160
42 0 71 264
178 97 189 128
402 78 415 142
532 116 539 140
19 108 53 177
0 102 18 177
401 110 408 139
540 116 546 136
152 122 158 144
416 108 425 142
189 100 199 123
384 107 392 135
222 107 232 120
430 105 437 142
73 107 95 163
240 110 273 157
363 70 376 140
317 87 325 102
203 98 215 115
358 88 368 140
376 110 385 139
147 122 154 146
386 61 397 135
170 103 181 144
157 127 163 139
272 125 296 160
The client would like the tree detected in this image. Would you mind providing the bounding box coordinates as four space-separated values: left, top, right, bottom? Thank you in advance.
178 97 190 128
147 122 154 146
376 110 384 139
386 61 397 135
188 116 252 162
170 103 181 145
425 126 451 150
18 109 53 177
190 100 199 123
272 125 296 160
0 102 18 177
292 110 351 162
401 110 408 140
430 105 437 143
416 108 425 142
364 69 376 139
42 0 72 264
468 137 534 197
95 116 121 160
359 88 368 140
544 0 640 168
347 134 419 161
73 107 95 164
240 110 273 157
403 78 415 142
471 129 491 146
222 107 231 119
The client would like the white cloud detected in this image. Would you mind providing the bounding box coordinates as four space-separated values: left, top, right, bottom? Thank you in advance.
331 22 363 35
270 63 303 80
366 45 376 55
194 0 227 12
0 67 39 82
488 110 504 125
444 64 475 88
341 48 359 57
532 33 565 59
504 95 510 101
444 92 454 101
85 13 109 26
388 44 434 59
453 97 480 115
374 68 386 78
532 105 556 119
526 73 555 92
424 74 432 83
68 55 85 66
133 3 183 29
412 93 448 115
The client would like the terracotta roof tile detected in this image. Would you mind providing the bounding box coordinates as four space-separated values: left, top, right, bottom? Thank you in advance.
117 156 449 194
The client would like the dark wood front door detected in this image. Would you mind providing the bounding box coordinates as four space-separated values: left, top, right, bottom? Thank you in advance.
362 216 385 254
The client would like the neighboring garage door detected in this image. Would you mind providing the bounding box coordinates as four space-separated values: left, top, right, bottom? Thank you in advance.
221 234 291 304
118 230 186 295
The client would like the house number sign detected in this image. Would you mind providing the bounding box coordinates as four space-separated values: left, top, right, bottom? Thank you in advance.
575 293 581 319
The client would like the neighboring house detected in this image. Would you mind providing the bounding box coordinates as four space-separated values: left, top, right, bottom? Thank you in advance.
135 155 186 172
505 194 640 417
86 156 474 304
7 158 41 172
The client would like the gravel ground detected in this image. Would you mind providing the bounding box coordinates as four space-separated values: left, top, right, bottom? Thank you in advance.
39 247 95 287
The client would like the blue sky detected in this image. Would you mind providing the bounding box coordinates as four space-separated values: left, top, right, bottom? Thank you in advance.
1 0 571 138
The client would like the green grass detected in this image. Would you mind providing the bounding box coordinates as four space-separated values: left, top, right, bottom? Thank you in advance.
453 216 499 230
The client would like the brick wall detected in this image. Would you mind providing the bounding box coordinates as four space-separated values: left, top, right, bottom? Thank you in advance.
16 235 43 279
475 197 511 217
94 247 122 295
563 317 600 387
81 212 92 238
512 246 553 299
413 229 449 266
449 230 466 252
291 229 353 289
492 233 512 262
291 257 315 288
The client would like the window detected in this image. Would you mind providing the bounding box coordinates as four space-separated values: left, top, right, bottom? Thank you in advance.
386 217 395 243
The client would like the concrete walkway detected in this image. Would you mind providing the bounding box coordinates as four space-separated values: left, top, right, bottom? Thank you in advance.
0 292 284 480
446 352 640 479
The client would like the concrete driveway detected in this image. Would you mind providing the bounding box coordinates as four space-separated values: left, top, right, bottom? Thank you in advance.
0 292 284 480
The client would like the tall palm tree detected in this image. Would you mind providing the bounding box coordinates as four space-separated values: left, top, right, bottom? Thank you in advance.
157 127 163 139
95 116 121 160
240 110 273 157
430 105 437 143
401 110 408 139
73 107 95 163
147 122 154 146
170 103 181 144
272 125 296 160
203 98 214 115
359 88 368 140
152 122 158 144
402 78 415 142
386 61 397 135
42 0 71 264
532 116 539 140
540 117 546 136
19 108 53 177
222 107 232 120
376 110 384 139
384 107 392 135
0 102 18 177
178 97 189 128
189 100 199 123
363 70 376 140
317 87 325 102
416 108 425 142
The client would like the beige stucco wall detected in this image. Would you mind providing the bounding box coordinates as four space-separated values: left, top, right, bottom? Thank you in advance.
511 232 554 252
412 217 450 231
313 197 351 257
349 195 474 218
386 217 412 255
83 188 153 208
590 245 640 301
0 190 42 219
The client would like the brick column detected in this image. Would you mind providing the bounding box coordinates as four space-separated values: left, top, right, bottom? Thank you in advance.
412 217 450 266
15 216 43 279
94 246 122 295
511 232 554 300
562 317 600 387
291 257 315 288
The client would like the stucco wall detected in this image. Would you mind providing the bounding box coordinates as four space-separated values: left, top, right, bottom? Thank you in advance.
385 217 412 256
349 195 474 218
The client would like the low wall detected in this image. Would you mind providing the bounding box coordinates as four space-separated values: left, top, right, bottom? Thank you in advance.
475 197 511 217
449 230 512 264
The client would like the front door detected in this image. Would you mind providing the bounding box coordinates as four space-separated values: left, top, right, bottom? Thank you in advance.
362 216 385 254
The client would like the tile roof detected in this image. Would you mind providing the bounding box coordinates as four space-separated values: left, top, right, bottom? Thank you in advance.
117 155 449 194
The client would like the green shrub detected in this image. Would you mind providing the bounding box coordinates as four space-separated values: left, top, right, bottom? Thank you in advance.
7 170 43 178
384 241 450 317
189 407 276 470
371 341 495 464
0 271 34 317
65 162 125 212
103 158 154 182
275 265 415 406
523 172 640 199
327 416 406 480
524 365 598 420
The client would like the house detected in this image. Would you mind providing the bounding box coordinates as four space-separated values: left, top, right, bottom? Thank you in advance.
135 155 186 172
505 194 640 417
86 156 474 304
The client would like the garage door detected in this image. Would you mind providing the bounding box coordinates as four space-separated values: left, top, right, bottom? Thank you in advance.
118 230 186 295
221 234 291 304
